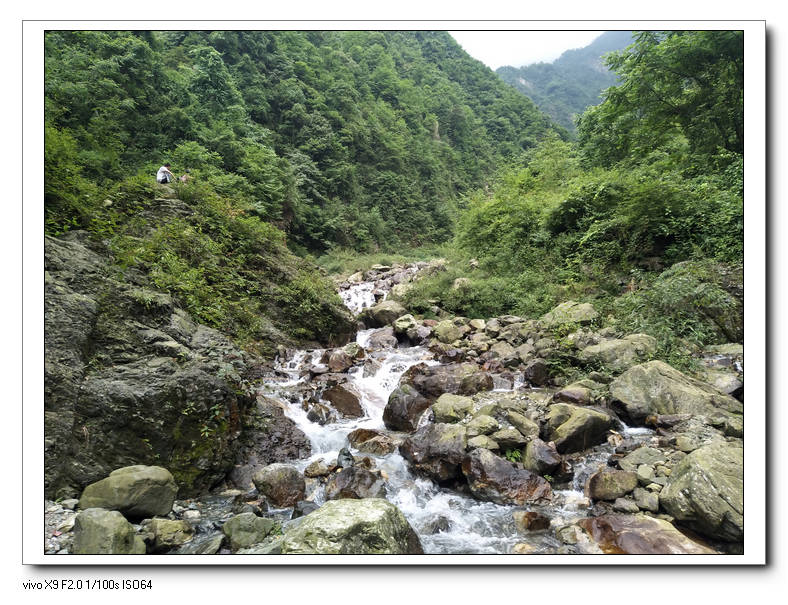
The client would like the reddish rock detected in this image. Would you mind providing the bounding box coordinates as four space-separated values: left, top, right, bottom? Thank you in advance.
322 385 363 417
461 448 552 505
577 515 717 554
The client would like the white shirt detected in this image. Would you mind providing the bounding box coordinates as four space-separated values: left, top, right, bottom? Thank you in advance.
157 166 172 182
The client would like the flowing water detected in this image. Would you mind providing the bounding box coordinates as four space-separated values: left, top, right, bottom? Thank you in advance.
258 278 656 554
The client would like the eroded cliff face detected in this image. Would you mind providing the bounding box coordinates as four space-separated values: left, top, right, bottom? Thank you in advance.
44 231 310 499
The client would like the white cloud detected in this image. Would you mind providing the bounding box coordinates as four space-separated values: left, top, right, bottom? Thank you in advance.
449 30 606 70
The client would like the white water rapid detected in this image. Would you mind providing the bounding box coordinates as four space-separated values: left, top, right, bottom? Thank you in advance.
260 272 656 554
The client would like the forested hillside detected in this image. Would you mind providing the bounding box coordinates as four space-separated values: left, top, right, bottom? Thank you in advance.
45 30 562 253
497 31 633 134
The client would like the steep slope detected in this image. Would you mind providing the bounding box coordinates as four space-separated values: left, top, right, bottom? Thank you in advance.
497 31 633 134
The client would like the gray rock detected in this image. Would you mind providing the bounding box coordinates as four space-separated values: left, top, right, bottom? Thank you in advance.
461 448 552 505
431 393 474 423
252 464 305 508
579 334 657 371
660 441 743 542
540 301 598 328
363 301 407 328
280 499 423 554
222 512 275 551
586 470 638 501
466 414 500 437
618 447 667 473
545 404 615 454
400 423 468 483
78 465 178 519
325 467 387 500
522 439 562 475
72 508 146 554
383 384 431 432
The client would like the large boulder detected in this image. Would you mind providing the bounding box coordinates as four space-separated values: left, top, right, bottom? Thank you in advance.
366 326 399 350
400 362 494 400
325 467 387 500
609 361 743 425
400 423 468 483
222 512 276 551
280 499 423 554
586 469 638 501
252 464 305 507
522 438 562 475
659 441 743 542
72 508 146 554
545 404 615 454
78 465 178 519
461 448 552 505
540 301 598 328
363 301 407 328
576 515 717 554
383 384 432 432
321 384 364 418
579 334 657 371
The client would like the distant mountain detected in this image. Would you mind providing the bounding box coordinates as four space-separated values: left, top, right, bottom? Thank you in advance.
497 31 634 135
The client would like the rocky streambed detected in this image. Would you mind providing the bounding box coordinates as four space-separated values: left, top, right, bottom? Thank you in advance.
45 261 745 556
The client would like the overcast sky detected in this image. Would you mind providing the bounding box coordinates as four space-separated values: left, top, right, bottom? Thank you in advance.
449 30 606 70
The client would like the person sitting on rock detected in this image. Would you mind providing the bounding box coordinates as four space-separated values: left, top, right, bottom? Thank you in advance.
156 163 174 184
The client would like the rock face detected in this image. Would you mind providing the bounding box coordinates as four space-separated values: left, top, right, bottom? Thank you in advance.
545 404 615 454
252 464 305 507
78 465 178 519
659 442 744 542
72 508 146 554
576 515 717 554
461 448 552 505
400 424 468 483
325 467 387 500
280 499 423 554
610 361 743 424
44 234 311 500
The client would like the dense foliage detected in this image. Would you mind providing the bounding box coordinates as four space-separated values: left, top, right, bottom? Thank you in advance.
496 31 633 135
44 30 562 252
402 30 744 361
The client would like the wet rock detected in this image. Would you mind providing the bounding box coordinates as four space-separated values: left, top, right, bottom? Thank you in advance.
78 465 178 519
545 404 615 454
222 512 275 551
322 384 364 418
325 467 387 500
393 314 418 335
383 384 432 432
336 447 355 469
362 300 407 328
422 515 451 534
72 508 146 554
522 439 562 475
367 327 399 350
326 350 354 373
400 363 493 400
291 500 319 519
252 464 305 508
609 361 743 425
304 459 335 478
461 448 552 505
280 499 423 554
143 518 194 553
432 393 474 423
586 470 638 501
306 402 339 425
659 441 743 542
400 423 468 483
576 515 716 554
513 510 551 532
173 533 225 554
540 301 598 328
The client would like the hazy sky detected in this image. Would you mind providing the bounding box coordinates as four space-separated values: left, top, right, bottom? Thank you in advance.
449 30 605 70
